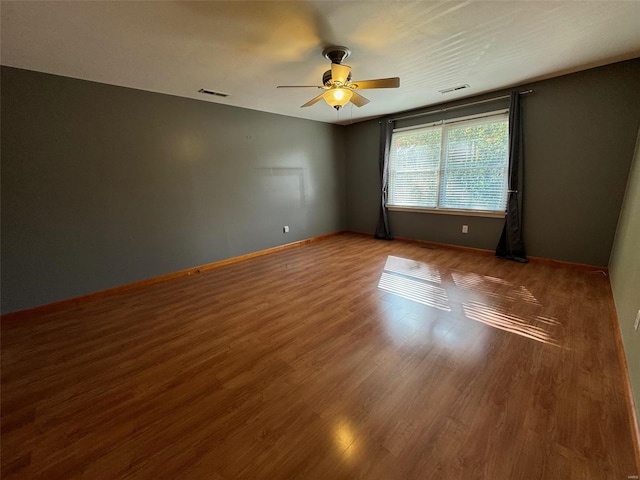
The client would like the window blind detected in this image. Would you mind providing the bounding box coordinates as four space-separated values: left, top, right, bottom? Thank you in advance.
388 112 508 214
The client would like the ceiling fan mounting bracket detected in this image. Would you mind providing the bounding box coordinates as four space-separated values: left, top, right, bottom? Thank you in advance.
322 46 351 64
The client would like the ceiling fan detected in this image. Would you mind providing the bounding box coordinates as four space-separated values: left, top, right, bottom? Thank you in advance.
277 46 400 110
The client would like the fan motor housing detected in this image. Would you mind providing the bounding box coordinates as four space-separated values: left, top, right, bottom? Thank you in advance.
323 69 352 86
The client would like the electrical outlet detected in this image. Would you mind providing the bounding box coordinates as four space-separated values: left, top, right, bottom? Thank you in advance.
634 310 640 332
462 225 469 234
283 226 289 233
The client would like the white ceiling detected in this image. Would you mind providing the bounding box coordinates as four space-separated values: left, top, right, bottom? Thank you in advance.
2 1 639 125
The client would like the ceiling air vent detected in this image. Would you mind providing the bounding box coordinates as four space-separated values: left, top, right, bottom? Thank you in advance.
439 84 470 94
198 88 229 98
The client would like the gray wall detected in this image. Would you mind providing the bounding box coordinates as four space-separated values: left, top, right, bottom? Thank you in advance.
1 67 346 314
345 59 640 266
610 128 640 427
3 60 639 314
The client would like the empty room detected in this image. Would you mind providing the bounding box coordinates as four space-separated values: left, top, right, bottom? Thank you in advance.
2 1 640 479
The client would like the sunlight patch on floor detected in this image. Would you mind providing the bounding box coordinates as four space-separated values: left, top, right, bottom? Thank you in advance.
378 256 559 346
383 255 442 283
462 301 558 345
452 271 541 306
378 271 451 312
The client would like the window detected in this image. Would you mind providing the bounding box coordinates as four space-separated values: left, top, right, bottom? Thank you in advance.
387 112 509 216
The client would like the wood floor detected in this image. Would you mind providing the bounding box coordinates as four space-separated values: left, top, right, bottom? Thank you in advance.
2 233 638 479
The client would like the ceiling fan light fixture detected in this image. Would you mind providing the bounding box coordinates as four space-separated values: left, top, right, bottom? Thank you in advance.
323 88 353 110
278 45 399 110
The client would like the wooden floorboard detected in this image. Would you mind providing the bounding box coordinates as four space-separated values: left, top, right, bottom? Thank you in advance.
1 233 637 479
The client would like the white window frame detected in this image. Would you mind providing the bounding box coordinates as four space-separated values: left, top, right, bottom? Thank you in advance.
386 110 509 218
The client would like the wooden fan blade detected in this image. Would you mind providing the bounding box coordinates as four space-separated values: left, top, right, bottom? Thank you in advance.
350 77 400 89
350 91 370 107
331 63 351 84
277 85 324 88
301 92 326 108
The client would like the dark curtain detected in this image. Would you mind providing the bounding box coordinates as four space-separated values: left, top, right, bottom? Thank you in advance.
496 92 527 262
375 119 394 240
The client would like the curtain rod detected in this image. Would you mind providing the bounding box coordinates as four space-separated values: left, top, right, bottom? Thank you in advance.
389 89 533 123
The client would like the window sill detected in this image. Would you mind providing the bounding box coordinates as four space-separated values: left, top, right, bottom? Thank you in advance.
386 205 505 219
